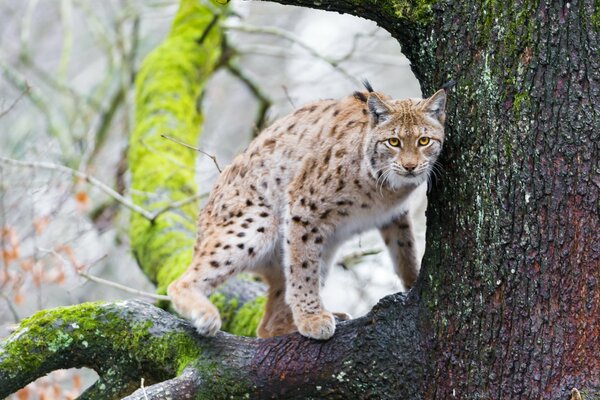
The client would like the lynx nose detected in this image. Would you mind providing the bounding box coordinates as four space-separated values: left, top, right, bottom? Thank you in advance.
403 162 417 172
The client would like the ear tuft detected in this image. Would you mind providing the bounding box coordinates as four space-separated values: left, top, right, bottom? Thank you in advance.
362 79 374 93
368 94 393 125
423 89 447 123
353 91 368 102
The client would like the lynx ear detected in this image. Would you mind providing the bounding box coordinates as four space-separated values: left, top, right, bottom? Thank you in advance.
368 94 393 125
422 89 447 124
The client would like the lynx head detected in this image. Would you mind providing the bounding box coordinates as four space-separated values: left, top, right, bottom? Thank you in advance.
363 85 447 190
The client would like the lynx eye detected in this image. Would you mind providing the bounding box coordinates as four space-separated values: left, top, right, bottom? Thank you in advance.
388 137 400 147
418 137 430 146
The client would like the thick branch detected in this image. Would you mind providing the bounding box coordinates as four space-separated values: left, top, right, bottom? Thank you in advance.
257 0 434 25
123 367 203 400
256 0 436 87
0 292 425 399
0 300 198 399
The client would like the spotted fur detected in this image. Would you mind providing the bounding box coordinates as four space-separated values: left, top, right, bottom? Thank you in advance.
168 86 447 340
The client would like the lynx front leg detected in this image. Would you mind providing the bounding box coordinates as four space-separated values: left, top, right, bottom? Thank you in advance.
379 213 421 290
284 215 335 340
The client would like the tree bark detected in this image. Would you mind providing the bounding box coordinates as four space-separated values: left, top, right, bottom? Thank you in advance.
0 0 598 399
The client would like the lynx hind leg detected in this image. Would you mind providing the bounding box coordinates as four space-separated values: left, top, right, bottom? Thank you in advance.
169 212 278 336
256 272 296 338
379 212 420 290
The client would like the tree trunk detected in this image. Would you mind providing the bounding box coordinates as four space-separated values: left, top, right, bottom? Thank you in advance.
1 0 598 399
410 1 600 398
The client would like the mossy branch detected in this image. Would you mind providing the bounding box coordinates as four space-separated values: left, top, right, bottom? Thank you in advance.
0 292 424 399
127 0 224 294
257 0 436 26
0 300 201 399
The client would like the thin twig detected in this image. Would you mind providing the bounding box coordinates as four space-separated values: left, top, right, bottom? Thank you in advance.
225 61 272 136
150 192 208 222
337 248 382 270
281 84 296 109
1 156 198 223
160 134 222 173
44 248 171 302
0 156 155 220
223 23 361 86
78 271 170 301
0 293 20 322
141 378 149 400
197 14 219 45
0 84 30 118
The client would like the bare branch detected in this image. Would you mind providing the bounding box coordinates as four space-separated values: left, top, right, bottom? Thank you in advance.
0 156 155 220
150 192 208 223
43 248 171 302
225 61 272 136
160 134 222 172
78 271 171 301
0 85 30 118
337 248 382 270
281 84 296 109
0 293 20 323
222 22 361 86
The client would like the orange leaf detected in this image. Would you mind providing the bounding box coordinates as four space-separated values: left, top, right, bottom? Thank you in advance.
59 245 83 272
20 259 34 271
74 191 90 212
47 267 65 285
1 226 19 247
32 262 44 288
74 191 88 203
2 248 18 264
33 217 49 235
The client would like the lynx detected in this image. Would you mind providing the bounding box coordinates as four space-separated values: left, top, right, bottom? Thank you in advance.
168 82 447 340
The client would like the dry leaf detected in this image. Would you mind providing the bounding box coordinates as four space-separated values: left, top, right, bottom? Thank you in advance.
59 245 83 272
32 262 44 288
74 191 90 211
13 291 23 305
20 258 34 272
33 217 49 235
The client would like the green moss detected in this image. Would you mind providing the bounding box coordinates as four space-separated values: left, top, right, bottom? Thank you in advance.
0 301 210 397
228 296 266 337
128 0 225 293
593 0 600 30
209 293 266 337
209 292 239 329
390 0 436 24
512 92 530 118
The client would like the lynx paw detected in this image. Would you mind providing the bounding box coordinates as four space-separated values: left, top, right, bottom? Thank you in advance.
296 311 336 340
191 305 221 336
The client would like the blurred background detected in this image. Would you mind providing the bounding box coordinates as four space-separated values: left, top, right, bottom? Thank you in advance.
0 0 422 397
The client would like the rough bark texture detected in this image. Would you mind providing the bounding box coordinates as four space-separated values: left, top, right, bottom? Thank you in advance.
1 0 598 399
412 1 600 398
0 296 426 399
